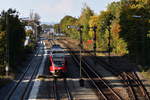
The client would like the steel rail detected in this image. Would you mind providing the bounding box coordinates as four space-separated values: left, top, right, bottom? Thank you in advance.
53 78 60 100
81 67 109 100
71 54 108 100
63 78 73 100
124 72 150 100
4 47 41 100
82 58 122 100
61 40 121 100
121 72 137 100
60 39 150 100
133 72 150 100
51 39 55 45
50 39 55 46
85 48 150 100
21 50 44 100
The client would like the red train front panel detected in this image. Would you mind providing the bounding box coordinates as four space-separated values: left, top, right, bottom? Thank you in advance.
49 55 67 76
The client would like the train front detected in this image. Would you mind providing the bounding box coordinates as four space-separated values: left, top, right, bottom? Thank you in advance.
49 49 67 76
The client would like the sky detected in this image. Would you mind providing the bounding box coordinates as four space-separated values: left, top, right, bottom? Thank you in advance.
0 0 120 23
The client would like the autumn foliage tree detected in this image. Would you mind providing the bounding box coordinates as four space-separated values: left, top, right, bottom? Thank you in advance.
60 15 77 37
78 5 94 41
58 0 150 66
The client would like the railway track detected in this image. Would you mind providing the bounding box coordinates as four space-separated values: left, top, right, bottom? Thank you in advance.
60 39 150 100
72 54 122 100
60 40 122 100
47 39 55 54
52 78 73 100
53 78 60 100
50 39 55 46
48 39 73 100
63 78 73 100
121 72 150 100
4 43 44 100
84 48 150 100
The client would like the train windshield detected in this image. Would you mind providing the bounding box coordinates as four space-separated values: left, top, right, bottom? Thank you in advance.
51 49 65 67
52 51 64 54
53 61 64 67
52 50 65 59
52 53 65 67
53 54 64 58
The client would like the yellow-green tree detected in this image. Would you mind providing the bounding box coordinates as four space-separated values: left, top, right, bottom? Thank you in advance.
59 15 78 39
111 20 128 55
78 5 94 41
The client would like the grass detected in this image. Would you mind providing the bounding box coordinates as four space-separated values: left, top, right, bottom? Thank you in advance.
141 71 150 79
138 65 150 80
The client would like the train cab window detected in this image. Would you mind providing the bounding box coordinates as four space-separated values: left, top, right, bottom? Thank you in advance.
53 61 64 67
52 51 64 55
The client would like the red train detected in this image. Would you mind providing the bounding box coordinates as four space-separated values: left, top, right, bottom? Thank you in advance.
49 45 67 76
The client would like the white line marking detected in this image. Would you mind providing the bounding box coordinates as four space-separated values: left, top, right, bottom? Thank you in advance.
28 42 47 100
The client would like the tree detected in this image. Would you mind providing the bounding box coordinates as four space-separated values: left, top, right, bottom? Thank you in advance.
30 12 40 24
0 9 26 70
78 5 94 25
57 0 150 66
53 24 60 33
119 0 150 65
28 12 41 41
88 16 99 39
78 5 94 41
60 15 78 37
0 31 6 69
96 10 114 51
